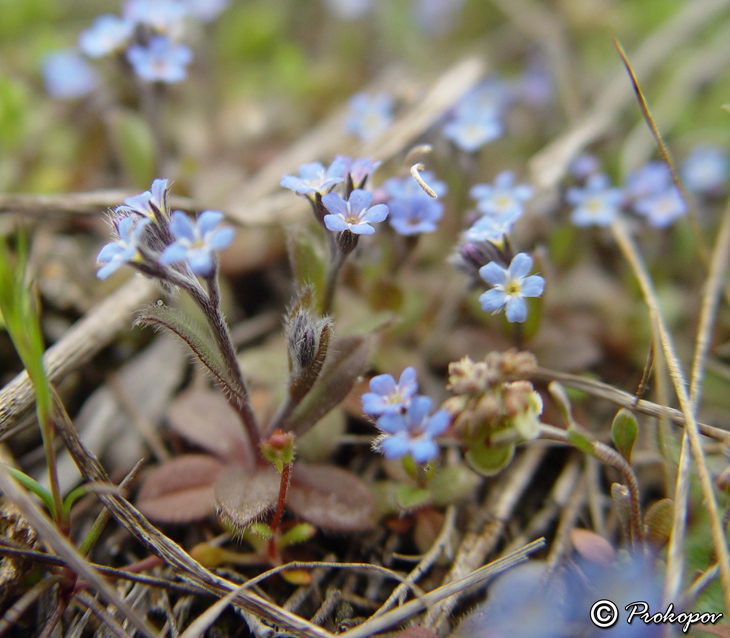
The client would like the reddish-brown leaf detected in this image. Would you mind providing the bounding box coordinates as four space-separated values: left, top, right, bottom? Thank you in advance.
287 463 375 532
214 465 280 532
136 454 224 524
166 388 253 468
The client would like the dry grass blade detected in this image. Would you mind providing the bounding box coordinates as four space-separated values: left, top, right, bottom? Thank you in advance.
337 538 545 638
0 464 158 638
0 276 157 435
74 591 135 638
177 582 250 638
610 218 730 613
665 194 730 605
0 574 64 636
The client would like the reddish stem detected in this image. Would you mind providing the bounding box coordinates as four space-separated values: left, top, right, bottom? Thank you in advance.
267 462 292 559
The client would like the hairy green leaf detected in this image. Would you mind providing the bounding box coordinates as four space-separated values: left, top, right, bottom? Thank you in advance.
214 465 279 533
644 498 674 548
611 409 638 464
465 442 515 477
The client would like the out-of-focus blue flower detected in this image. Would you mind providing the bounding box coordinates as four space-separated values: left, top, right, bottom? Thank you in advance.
280 159 346 196
388 197 443 235
479 253 544 323
566 173 622 227
625 161 671 200
634 186 686 228
123 0 188 31
345 93 394 142
568 153 601 181
412 0 465 35
183 0 229 21
323 0 374 20
470 171 532 218
336 155 381 188
160 210 234 276
464 211 520 243
322 189 389 235
42 50 100 99
79 14 135 58
374 396 450 464
513 63 553 108
442 109 503 153
97 216 150 280
681 144 729 195
362 367 418 417
126 36 193 83
457 79 511 118
384 172 447 200
118 178 171 222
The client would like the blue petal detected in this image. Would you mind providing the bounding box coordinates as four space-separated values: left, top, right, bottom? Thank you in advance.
470 184 493 201
409 439 439 464
96 259 123 280
348 189 373 215
479 262 507 286
379 433 410 459
505 296 527 323
160 242 188 265
97 242 124 264
513 185 533 201
480 288 507 313
362 394 387 416
169 211 195 241
188 251 215 276
298 162 325 180
370 374 397 395
197 210 224 235
377 414 408 434
324 214 348 232
116 215 137 239
322 193 348 217
326 157 347 179
494 171 514 189
398 367 418 393
407 396 432 427
280 175 308 192
520 275 545 297
425 410 451 437
509 253 533 279
208 227 234 250
349 223 375 235
361 203 388 223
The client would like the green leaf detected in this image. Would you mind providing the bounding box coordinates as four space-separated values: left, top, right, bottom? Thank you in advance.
644 498 674 548
107 109 157 188
136 303 247 405
248 522 274 540
611 409 638 464
277 522 316 548
395 484 432 510
465 443 515 477
567 428 596 456
284 334 370 436
287 228 326 307
429 465 480 506
4 466 55 516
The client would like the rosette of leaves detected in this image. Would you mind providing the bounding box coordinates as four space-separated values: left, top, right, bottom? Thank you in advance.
442 351 541 476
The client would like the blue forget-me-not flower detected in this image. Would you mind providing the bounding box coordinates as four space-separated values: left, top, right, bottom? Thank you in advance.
42 50 100 99
97 216 150 280
322 189 389 235
126 36 193 83
345 93 394 142
374 395 450 464
465 212 520 243
123 0 188 31
442 109 503 153
681 144 729 195
79 14 135 58
479 253 545 323
470 171 532 219
159 210 234 277
625 161 671 200
362 367 418 417
336 155 381 189
119 178 170 222
566 173 622 227
633 186 686 229
383 171 447 235
280 159 346 196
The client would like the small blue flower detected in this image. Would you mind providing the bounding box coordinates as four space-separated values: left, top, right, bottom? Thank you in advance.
470 171 533 218
321 189 389 235
280 159 346 196
374 396 450 464
97 216 150 280
634 186 686 228
126 36 192 83
362 367 418 417
118 179 170 221
160 210 234 276
383 172 448 200
464 209 521 243
456 79 511 118
79 14 134 58
513 63 553 108
568 153 601 181
123 0 188 30
42 50 100 99
336 155 381 188
183 0 229 21
443 109 502 153
479 253 545 323
566 173 622 227
389 197 443 236
681 144 729 195
625 161 672 200
345 93 394 142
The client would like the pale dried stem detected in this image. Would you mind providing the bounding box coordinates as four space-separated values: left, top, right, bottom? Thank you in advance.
610 218 730 613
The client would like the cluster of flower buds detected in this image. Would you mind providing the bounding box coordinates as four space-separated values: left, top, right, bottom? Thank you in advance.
96 178 234 283
442 350 541 474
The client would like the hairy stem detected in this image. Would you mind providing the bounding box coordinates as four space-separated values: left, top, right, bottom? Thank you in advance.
268 462 292 560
